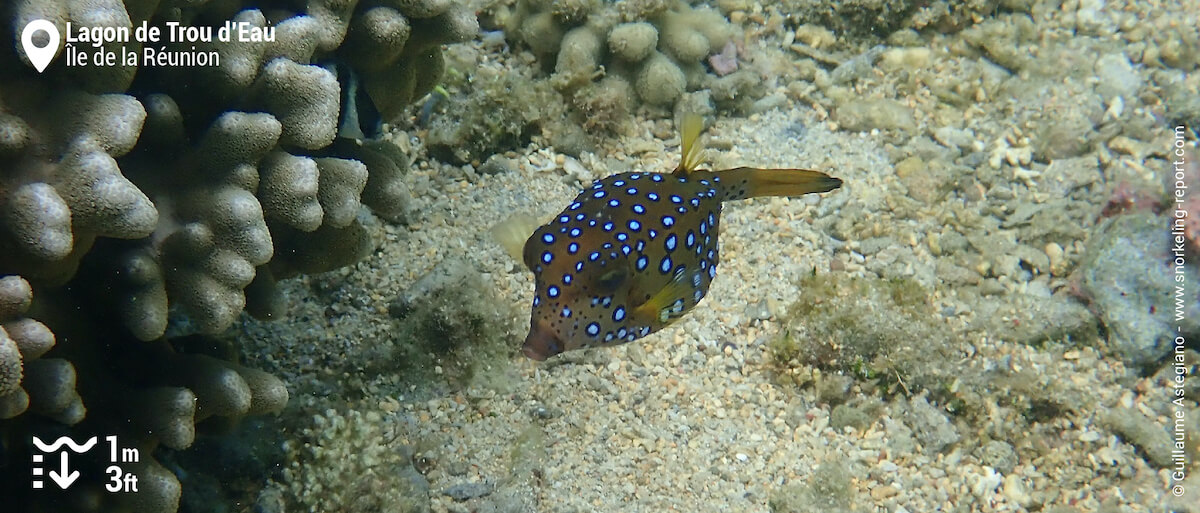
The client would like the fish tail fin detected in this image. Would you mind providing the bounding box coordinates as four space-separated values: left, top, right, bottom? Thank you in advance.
716 167 842 201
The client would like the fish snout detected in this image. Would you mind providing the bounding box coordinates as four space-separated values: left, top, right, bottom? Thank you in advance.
521 321 564 361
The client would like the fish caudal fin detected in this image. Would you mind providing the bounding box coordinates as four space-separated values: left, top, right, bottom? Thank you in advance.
717 167 842 201
674 113 705 177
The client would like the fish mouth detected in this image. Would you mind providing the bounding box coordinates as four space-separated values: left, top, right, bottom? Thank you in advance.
521 322 564 361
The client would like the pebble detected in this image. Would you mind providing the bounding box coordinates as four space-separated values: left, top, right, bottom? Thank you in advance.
1003 474 1032 506
443 482 492 501
970 467 1002 498
871 484 900 499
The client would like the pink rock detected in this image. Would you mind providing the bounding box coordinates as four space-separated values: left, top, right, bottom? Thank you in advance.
708 41 738 76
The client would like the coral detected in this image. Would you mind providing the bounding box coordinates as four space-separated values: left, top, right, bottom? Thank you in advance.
553 26 604 88
0 275 62 420
0 0 478 511
607 22 657 62
636 51 687 106
505 0 740 117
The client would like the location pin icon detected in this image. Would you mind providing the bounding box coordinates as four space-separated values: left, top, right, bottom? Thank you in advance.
21 20 61 73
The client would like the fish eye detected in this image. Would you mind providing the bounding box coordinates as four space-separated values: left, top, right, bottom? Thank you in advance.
597 267 628 290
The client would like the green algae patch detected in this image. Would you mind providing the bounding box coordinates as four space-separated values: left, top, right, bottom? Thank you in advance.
768 273 955 396
426 69 567 164
766 270 1109 442
383 259 521 391
768 460 866 513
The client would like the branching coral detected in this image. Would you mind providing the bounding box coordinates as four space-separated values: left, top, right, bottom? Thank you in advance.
504 0 745 115
0 0 479 511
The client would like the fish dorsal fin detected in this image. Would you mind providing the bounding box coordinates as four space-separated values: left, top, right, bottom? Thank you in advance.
633 267 691 323
673 113 704 177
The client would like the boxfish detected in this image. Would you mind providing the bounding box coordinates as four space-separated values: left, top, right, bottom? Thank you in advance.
521 115 842 360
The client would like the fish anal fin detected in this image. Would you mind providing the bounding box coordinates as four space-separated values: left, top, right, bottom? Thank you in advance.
674 113 705 177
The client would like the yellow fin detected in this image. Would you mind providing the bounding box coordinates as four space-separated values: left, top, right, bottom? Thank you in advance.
674 113 705 176
491 212 543 264
633 267 692 323
716 167 842 200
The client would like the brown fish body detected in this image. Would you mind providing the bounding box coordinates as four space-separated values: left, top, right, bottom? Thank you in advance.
521 117 842 360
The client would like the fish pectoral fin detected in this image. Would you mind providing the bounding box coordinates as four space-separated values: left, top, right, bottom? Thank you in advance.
633 267 693 323
673 113 705 177
494 213 543 265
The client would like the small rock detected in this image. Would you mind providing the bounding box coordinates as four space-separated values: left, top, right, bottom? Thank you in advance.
970 467 1002 498
1093 53 1142 101
977 440 1018 474
830 45 884 84
901 395 960 455
1100 407 1173 467
870 484 900 499
932 126 976 150
443 482 493 501
835 98 916 132
478 155 516 175
744 298 773 321
1003 474 1032 507
1077 213 1200 366
1040 156 1102 197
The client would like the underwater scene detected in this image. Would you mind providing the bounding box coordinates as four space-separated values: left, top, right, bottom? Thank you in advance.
0 0 1198 511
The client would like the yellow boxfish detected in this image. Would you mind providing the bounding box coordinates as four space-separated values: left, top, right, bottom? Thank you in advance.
521 115 842 360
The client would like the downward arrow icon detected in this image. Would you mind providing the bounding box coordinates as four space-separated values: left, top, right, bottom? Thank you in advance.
48 451 79 489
